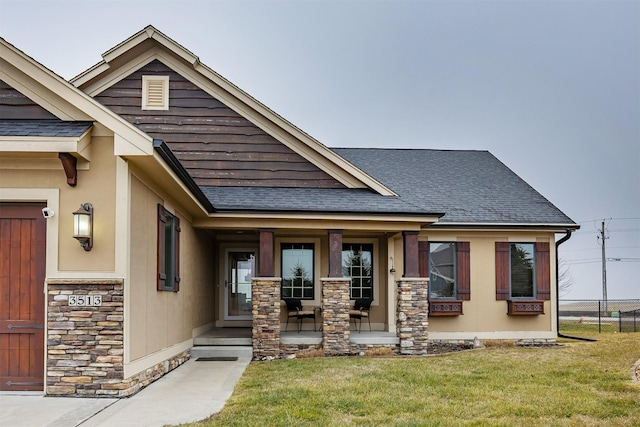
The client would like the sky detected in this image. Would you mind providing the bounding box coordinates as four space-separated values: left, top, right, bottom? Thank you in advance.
0 0 638 300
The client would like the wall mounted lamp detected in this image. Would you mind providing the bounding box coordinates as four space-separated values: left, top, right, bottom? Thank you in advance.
389 256 396 274
73 203 93 251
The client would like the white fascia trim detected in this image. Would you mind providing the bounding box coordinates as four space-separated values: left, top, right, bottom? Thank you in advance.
428 331 557 341
103 26 199 66
123 338 192 378
0 39 153 156
73 26 199 87
427 222 579 230
70 61 111 87
194 216 437 232
151 151 210 213
0 57 88 121
204 212 439 223
80 50 159 96
0 128 93 161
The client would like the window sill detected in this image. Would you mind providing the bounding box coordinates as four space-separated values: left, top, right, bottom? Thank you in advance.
507 300 544 315
429 300 463 316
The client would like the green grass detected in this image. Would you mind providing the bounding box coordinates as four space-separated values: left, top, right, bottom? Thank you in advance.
181 332 640 427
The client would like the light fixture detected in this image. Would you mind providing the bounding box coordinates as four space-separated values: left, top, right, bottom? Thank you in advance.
73 203 93 251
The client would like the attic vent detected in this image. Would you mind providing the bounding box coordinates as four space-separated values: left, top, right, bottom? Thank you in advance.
142 75 169 110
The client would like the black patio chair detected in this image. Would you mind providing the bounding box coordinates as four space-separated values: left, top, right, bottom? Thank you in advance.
349 298 373 332
283 298 316 332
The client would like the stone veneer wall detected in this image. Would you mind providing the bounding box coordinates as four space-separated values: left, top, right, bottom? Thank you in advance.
252 277 281 358
396 278 429 355
46 279 189 397
321 278 351 355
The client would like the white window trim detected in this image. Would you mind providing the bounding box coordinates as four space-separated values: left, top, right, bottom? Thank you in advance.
276 237 321 304
343 238 379 306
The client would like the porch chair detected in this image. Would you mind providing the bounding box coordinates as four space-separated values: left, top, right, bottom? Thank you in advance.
349 298 373 332
283 298 316 332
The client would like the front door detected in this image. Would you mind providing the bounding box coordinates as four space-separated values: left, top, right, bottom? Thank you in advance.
225 251 255 320
0 204 46 391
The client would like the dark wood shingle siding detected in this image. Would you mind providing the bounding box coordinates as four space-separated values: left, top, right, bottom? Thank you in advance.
94 60 345 188
0 80 57 119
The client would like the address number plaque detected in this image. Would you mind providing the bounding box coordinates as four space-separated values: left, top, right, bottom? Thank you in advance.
68 295 103 307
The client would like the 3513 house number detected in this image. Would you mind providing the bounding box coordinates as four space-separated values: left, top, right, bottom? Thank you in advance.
68 295 102 307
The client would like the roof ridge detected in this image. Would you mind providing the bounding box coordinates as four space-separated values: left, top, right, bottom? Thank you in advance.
332 147 490 153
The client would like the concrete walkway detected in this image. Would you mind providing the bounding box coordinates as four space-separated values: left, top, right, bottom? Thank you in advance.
0 356 251 427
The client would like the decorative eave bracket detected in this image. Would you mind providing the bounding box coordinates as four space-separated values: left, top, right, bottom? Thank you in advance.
59 152 78 187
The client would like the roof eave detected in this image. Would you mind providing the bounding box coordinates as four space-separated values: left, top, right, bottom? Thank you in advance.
426 222 581 231
152 139 215 212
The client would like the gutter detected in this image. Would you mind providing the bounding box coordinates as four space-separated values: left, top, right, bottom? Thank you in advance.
556 229 597 342
152 139 215 213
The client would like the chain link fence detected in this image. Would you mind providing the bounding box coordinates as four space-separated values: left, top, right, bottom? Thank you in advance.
619 308 640 333
559 299 640 333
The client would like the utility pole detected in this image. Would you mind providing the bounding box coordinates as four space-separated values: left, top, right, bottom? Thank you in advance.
599 220 608 314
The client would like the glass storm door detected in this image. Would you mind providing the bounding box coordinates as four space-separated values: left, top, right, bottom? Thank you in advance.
225 251 255 320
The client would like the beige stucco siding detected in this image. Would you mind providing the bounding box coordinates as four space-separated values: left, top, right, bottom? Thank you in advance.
0 136 116 272
421 230 556 336
129 173 215 362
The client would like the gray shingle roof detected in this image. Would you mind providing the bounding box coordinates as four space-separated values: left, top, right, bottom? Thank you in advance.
0 120 93 137
200 186 437 215
333 148 576 225
199 148 576 226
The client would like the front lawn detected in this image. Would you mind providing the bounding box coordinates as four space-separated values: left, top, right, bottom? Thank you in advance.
183 332 640 426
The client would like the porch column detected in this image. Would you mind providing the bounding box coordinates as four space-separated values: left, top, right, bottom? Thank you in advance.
403 231 419 277
396 278 429 355
321 277 351 355
251 277 281 358
328 229 343 277
258 229 274 277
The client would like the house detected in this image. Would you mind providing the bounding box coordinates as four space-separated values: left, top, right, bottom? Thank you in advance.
0 26 579 397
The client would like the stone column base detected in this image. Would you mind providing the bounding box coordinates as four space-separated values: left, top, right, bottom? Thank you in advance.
396 278 429 355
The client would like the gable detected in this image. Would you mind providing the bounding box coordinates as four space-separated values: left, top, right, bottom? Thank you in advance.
94 60 346 188
0 80 58 120
72 26 395 195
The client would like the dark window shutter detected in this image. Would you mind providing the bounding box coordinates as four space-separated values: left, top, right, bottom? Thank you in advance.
157 204 167 291
174 216 181 292
495 242 510 300
535 242 550 300
418 241 429 278
457 242 470 300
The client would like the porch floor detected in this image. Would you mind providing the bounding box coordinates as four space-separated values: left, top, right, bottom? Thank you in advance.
194 328 398 346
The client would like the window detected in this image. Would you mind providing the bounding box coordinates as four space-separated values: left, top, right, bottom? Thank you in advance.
142 75 169 110
342 244 373 299
510 243 535 298
419 241 470 301
419 241 470 316
495 242 550 301
428 242 456 298
281 243 314 299
157 204 180 291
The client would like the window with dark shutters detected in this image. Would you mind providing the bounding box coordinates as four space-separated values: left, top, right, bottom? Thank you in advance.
495 241 551 314
456 242 470 301
420 240 470 316
157 204 180 292
535 242 550 300
495 242 511 300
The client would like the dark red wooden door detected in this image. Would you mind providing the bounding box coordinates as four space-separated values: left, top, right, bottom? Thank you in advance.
0 204 46 391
